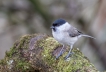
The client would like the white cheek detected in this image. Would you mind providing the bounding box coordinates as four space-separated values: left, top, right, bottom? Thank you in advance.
57 22 71 31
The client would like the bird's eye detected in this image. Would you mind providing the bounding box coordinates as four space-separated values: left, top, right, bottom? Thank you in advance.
53 23 58 26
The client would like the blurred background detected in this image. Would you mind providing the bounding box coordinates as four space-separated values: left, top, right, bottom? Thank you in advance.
0 0 106 71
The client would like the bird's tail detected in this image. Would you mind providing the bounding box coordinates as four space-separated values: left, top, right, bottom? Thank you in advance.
81 34 96 39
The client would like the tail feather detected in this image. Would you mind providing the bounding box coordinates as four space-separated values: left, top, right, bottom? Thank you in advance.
81 34 96 39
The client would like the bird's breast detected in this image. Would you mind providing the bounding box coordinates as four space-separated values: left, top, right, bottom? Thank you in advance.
52 30 63 42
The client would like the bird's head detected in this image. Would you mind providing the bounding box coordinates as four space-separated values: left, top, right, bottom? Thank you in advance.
50 19 66 31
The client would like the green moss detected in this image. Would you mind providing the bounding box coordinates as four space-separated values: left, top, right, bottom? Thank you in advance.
39 37 59 70
0 59 6 65
16 59 30 71
0 34 37 72
6 47 15 58
0 34 98 72
5 34 36 58
39 37 98 72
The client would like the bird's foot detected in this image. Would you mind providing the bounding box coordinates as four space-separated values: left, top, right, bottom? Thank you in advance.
65 52 73 60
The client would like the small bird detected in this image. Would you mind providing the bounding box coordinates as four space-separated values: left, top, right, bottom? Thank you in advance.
50 19 95 60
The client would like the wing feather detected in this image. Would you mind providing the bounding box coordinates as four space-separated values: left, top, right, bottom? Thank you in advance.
67 26 82 37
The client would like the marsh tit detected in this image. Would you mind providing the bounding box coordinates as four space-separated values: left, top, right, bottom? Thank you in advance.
50 19 95 59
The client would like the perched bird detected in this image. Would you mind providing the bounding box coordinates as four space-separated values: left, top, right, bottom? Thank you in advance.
50 19 95 59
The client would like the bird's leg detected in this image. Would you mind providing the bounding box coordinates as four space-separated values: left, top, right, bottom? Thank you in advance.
56 45 64 59
65 45 73 59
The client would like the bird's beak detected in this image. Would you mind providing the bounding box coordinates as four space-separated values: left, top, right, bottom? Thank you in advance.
50 26 55 29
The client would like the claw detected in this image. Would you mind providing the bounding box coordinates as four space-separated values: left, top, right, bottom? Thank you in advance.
65 45 73 60
65 52 73 60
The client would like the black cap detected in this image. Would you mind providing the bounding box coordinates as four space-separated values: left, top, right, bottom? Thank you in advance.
53 19 66 26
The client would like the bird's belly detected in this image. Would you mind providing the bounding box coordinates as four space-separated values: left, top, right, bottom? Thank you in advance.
52 31 78 45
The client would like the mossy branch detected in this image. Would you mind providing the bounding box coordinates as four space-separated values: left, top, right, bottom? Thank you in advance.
0 34 98 72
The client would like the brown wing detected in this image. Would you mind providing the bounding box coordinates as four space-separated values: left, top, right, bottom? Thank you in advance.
67 26 83 37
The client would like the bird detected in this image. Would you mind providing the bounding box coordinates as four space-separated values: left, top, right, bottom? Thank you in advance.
50 19 95 60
